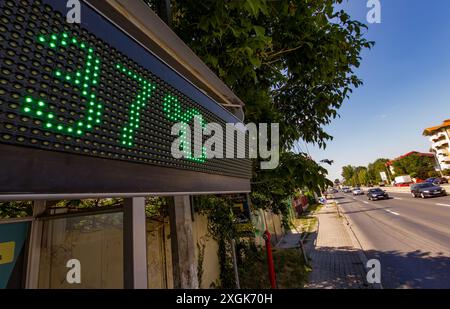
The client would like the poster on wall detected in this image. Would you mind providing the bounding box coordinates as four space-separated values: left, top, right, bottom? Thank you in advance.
0 222 30 289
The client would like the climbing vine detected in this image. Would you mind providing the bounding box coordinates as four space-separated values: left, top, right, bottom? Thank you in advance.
193 195 238 288
0 201 33 219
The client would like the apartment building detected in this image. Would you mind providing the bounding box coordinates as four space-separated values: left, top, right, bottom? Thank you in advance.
423 119 450 171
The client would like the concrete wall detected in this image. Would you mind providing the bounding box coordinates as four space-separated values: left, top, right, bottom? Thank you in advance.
191 211 285 288
251 209 285 247
262 211 284 245
146 218 173 288
192 214 220 288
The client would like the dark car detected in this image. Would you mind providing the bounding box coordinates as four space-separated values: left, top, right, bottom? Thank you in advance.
425 177 448 185
411 182 447 198
367 188 389 201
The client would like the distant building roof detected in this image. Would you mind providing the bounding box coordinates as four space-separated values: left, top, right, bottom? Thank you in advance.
386 151 434 166
423 119 450 136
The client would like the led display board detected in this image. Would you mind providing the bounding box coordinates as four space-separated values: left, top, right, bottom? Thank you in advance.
0 0 252 195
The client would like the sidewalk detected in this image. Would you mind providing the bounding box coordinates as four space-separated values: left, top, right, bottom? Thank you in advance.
304 201 369 289
276 229 302 249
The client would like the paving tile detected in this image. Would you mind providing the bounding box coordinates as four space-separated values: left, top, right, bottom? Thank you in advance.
305 202 368 289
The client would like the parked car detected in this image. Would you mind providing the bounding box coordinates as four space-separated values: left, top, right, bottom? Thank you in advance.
410 183 420 191
367 188 389 201
352 187 364 195
437 177 447 184
410 182 447 198
425 177 448 185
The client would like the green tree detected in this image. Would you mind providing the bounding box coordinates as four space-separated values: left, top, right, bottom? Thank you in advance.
343 159 391 187
342 165 355 185
171 0 372 209
251 152 332 215
172 0 372 149
392 154 437 179
357 167 369 186
367 158 389 184
352 166 366 186
351 174 359 187
169 1 372 286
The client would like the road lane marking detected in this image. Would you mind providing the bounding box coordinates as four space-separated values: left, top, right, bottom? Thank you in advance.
385 210 400 216
436 203 450 207
394 197 403 200
363 201 369 204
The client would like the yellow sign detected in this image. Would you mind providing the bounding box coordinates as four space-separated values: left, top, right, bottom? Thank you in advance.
233 203 244 211
0 242 15 265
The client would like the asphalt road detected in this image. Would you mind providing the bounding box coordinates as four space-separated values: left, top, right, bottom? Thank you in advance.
336 191 450 288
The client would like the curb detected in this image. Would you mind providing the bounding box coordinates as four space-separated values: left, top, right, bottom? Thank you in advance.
336 201 383 289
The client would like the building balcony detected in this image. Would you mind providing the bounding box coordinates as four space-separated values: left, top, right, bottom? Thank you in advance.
431 131 447 142
434 139 450 149
436 148 449 155
440 163 450 171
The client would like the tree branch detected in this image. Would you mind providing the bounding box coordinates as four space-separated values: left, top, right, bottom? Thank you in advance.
265 44 304 59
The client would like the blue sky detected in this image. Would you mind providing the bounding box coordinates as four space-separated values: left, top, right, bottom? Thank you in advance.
305 0 450 180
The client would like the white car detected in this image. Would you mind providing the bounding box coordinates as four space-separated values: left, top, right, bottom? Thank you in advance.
342 187 351 193
352 187 363 195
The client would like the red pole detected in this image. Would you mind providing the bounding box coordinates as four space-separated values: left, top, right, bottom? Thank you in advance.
263 230 276 288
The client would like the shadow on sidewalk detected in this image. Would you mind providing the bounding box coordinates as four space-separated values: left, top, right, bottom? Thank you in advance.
305 244 369 289
276 229 302 249
333 201 353 205
305 244 450 289
363 249 450 289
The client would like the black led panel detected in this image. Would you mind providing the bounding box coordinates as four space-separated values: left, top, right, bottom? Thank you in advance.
0 0 252 180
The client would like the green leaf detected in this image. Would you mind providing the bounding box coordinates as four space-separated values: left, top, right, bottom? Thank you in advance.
253 25 265 37
245 0 259 16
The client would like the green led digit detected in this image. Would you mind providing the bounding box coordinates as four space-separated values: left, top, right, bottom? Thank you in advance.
115 63 156 148
21 33 103 136
163 94 207 163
